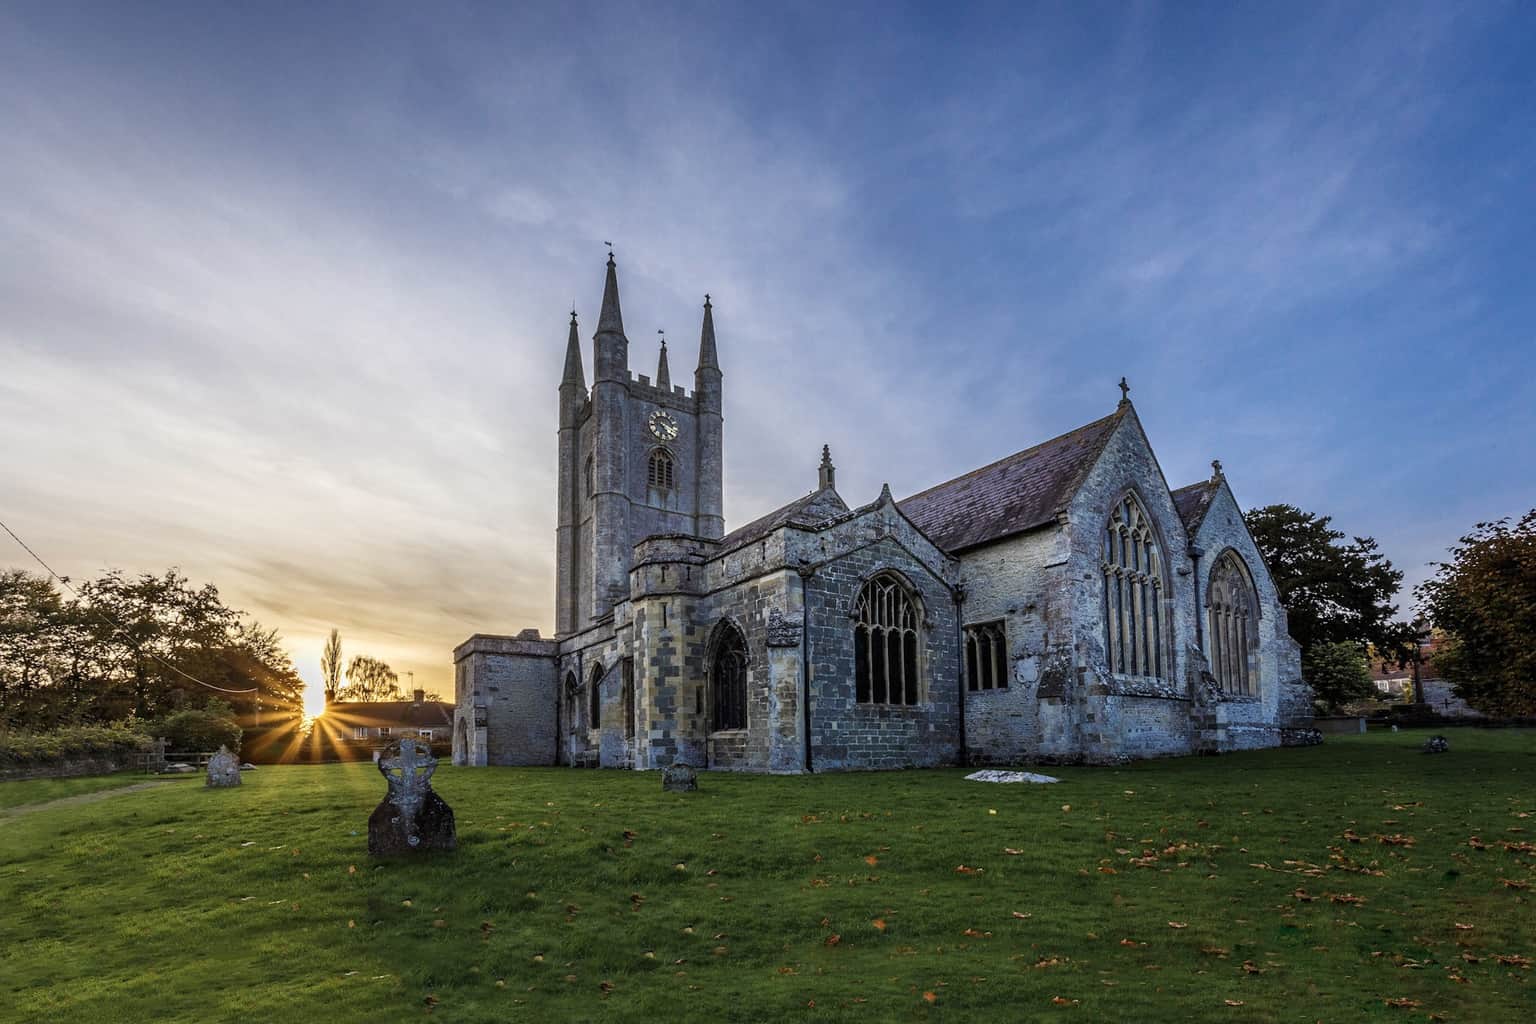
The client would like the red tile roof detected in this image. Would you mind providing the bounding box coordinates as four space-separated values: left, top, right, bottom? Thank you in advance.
324 700 454 730
897 408 1126 553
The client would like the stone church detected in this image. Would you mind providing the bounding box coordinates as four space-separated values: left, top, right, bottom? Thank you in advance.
451 256 1312 771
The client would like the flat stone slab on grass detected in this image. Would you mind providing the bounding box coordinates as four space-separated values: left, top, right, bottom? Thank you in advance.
965 769 1061 784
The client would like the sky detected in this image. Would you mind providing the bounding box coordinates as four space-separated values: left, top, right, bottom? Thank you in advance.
2 1 1534 698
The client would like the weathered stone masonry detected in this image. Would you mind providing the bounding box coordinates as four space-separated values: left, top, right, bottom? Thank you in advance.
454 257 1313 772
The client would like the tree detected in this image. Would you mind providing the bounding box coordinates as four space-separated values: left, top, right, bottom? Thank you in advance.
340 655 401 702
1301 641 1374 710
1244 505 1414 663
321 629 343 702
1416 510 1536 717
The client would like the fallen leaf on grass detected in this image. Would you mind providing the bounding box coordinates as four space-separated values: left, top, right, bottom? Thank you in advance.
824 934 841 947
1384 998 1420 1009
923 992 938 1005
1051 996 1079 1006
1012 911 1033 919
1453 922 1474 931
864 855 878 866
955 865 983 875
1498 878 1530 890
1224 1000 1245 1007
1168 921 1188 929
962 928 992 938
873 918 887 932
1200 947 1229 958
1329 893 1366 905
1003 848 1025 855
1120 939 1145 948
1493 954 1532 968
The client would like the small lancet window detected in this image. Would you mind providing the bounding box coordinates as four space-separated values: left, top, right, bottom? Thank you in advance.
1100 493 1170 681
584 456 594 497
1207 551 1260 696
588 664 603 730
647 448 675 490
964 621 1008 691
854 572 922 705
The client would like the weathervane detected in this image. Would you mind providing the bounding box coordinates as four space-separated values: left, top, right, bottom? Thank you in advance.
657 328 666 351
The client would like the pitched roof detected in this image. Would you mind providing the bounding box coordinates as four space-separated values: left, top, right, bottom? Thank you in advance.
897 408 1126 553
717 486 849 553
1170 478 1221 534
324 700 454 730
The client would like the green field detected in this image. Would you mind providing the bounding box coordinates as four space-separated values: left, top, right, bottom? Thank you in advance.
2 730 1532 1023
0 771 167 811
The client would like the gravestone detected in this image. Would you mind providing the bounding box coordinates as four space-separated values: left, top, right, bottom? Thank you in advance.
368 738 456 856
1422 735 1449 754
205 745 242 787
662 763 698 792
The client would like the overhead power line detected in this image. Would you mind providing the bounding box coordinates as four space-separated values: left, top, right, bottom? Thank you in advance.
0 516 258 694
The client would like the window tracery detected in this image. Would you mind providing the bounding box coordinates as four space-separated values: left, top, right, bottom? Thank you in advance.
1207 551 1259 695
854 572 921 705
1101 493 1170 681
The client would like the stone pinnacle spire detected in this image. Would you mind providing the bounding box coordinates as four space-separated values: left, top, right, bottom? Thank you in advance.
561 309 585 388
596 251 625 338
818 445 836 491
656 332 671 391
696 293 718 371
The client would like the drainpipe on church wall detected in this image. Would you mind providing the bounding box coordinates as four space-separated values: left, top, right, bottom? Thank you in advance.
954 583 967 767
798 567 815 774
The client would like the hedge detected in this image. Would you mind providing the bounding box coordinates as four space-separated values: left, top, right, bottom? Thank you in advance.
0 723 154 766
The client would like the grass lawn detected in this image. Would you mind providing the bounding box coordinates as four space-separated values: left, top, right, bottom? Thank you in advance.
0 771 169 811
1 730 1532 1023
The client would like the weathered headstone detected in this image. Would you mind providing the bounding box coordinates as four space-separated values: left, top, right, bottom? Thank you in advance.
1422 735 1449 754
368 738 456 856
662 763 698 793
205 745 242 787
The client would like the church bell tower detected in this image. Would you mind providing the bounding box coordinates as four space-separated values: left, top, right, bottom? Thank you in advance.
554 254 724 636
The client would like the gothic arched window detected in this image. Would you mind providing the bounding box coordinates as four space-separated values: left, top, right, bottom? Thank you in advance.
1207 551 1259 696
1101 493 1170 680
588 663 603 730
710 622 748 731
621 658 636 739
563 671 578 735
647 448 674 490
854 572 921 705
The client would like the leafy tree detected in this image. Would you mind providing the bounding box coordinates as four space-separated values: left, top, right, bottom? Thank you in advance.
75 569 240 717
1417 510 1536 717
1301 641 1374 710
161 706 242 753
340 655 400 702
321 628 343 702
1244 505 1414 664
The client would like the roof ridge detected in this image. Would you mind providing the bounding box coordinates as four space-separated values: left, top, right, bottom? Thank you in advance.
900 407 1124 504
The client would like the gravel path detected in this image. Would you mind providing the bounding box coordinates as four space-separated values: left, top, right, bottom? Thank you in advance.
1 780 178 817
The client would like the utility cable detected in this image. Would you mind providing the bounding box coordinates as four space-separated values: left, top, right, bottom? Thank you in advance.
0 516 258 694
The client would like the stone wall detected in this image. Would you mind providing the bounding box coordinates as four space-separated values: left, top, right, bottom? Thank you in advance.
452 633 558 766
956 527 1069 764
0 755 136 782
800 532 960 771
1059 409 1199 761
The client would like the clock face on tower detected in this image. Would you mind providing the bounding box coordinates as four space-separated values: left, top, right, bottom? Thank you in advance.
648 410 680 441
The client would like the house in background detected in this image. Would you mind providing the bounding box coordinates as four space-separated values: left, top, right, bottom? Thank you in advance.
325 689 454 743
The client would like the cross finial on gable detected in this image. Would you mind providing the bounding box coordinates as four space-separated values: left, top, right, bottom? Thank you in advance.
1118 377 1130 404
1211 458 1224 480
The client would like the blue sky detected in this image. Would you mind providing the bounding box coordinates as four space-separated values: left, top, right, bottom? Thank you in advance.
2 1 1533 694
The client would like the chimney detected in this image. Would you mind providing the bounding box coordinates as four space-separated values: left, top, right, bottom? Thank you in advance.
413 688 425 705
